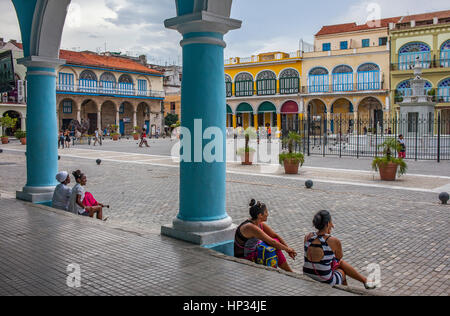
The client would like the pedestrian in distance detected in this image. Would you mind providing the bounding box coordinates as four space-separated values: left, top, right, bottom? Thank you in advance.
398 134 406 159
64 129 71 148
93 128 100 146
58 130 65 149
139 128 150 148
303 210 376 289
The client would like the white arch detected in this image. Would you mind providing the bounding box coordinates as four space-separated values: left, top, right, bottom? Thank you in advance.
29 0 72 59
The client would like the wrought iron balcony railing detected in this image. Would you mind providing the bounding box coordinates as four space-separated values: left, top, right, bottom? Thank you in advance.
57 84 165 98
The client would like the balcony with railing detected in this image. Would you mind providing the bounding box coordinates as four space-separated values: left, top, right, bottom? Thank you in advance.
56 83 165 99
226 81 386 98
391 55 450 71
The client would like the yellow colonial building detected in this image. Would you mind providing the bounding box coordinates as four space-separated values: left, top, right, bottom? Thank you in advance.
390 10 450 127
301 18 395 134
224 51 303 133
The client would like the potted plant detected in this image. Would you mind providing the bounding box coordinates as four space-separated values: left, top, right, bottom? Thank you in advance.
237 127 256 165
279 131 305 174
14 130 27 145
110 125 120 140
133 126 140 140
0 114 18 144
372 138 407 181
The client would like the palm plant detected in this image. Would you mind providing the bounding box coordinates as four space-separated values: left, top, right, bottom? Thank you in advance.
279 131 305 166
372 138 407 176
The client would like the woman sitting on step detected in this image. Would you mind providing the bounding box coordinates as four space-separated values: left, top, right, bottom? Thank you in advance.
303 210 376 289
234 199 297 272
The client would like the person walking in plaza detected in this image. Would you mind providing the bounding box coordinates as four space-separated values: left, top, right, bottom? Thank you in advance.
64 129 71 148
93 128 101 146
267 124 272 143
68 170 105 220
58 130 65 149
234 199 297 272
303 210 376 289
51 171 72 211
139 128 150 148
398 134 406 159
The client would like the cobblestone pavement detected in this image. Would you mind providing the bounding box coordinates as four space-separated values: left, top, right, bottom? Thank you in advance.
0 144 449 296
0 197 353 296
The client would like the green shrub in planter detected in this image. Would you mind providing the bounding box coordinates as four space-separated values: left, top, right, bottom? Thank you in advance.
14 130 26 139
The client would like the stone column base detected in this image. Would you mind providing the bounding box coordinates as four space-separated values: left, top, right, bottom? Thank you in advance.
16 186 55 203
161 217 237 246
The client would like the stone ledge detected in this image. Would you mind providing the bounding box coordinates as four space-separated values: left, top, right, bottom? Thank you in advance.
204 247 389 297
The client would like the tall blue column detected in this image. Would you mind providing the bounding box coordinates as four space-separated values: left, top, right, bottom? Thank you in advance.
161 0 242 245
16 60 65 203
12 0 71 203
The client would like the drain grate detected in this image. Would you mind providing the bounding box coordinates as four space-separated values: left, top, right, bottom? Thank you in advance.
0 163 16 166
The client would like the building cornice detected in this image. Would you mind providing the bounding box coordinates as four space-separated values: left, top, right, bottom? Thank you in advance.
225 58 302 69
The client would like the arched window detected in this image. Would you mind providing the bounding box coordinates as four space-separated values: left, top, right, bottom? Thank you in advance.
256 70 276 96
235 73 254 97
100 72 116 93
357 63 380 90
438 78 450 103
118 74 133 96
225 74 232 97
79 70 97 93
440 40 450 67
332 65 353 92
308 67 329 93
279 69 300 94
396 79 432 97
398 42 431 70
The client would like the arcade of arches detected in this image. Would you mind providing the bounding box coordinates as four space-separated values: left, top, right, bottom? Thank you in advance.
226 96 388 134
56 95 162 136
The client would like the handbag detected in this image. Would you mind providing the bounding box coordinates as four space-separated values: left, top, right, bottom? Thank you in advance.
256 241 278 268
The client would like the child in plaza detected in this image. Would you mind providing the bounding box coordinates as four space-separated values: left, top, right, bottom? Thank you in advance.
52 171 72 211
398 135 406 159
139 128 150 147
58 130 65 149
303 210 376 289
68 170 106 220
234 199 297 272
64 129 71 148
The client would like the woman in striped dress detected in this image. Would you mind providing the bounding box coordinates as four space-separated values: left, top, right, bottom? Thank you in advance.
303 210 376 289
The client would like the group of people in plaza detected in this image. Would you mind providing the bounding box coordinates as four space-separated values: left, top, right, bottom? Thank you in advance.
52 170 108 221
234 199 377 289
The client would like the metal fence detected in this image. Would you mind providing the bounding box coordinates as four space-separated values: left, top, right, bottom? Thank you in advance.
281 114 450 161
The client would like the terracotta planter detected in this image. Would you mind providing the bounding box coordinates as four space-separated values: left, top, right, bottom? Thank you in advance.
378 162 399 181
283 159 300 175
240 152 254 165
1 137 8 144
20 138 26 145
133 134 139 140
112 134 119 141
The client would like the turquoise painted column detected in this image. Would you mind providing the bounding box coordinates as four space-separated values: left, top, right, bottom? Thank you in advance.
18 61 64 201
12 0 71 203
162 0 242 245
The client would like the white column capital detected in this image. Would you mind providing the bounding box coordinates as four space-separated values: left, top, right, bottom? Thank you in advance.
165 11 241 36
18 56 66 70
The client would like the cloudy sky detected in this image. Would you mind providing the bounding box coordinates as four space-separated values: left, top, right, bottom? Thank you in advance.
0 0 449 65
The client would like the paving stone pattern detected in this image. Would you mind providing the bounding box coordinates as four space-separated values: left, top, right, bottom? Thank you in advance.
0 150 449 296
0 198 352 296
